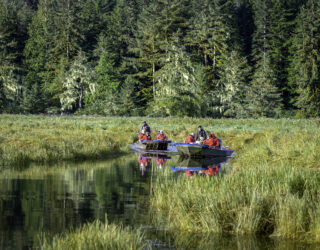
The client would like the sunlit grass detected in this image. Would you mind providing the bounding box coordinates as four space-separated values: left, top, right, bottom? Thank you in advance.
1 114 320 243
42 220 151 250
1 115 319 168
151 120 320 242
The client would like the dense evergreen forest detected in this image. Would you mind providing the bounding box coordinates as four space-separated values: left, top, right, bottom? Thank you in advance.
0 0 319 117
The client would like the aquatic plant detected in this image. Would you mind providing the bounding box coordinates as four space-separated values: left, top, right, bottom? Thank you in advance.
151 120 320 242
41 220 151 250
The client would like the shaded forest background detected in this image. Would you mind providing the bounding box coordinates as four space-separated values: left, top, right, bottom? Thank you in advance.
0 0 319 117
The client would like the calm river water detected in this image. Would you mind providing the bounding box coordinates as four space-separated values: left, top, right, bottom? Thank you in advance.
0 154 317 249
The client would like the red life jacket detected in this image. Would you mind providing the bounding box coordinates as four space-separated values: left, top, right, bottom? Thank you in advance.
155 134 167 140
139 133 147 141
185 135 195 143
203 133 220 148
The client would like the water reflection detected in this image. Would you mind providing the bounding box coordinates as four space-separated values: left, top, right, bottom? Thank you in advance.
0 155 150 249
0 153 315 250
171 156 231 178
137 154 171 176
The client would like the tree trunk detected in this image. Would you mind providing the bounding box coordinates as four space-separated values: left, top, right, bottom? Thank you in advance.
204 52 207 66
213 45 216 79
79 84 83 109
152 62 155 99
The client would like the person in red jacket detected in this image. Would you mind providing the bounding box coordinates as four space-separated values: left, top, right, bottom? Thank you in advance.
139 130 147 141
155 130 168 140
202 165 220 176
185 132 196 144
203 132 220 148
146 132 152 141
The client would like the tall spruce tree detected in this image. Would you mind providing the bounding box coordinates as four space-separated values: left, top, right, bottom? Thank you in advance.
60 51 96 111
150 33 204 116
288 0 320 116
0 0 32 112
186 0 231 80
249 0 282 117
23 0 54 112
216 51 250 117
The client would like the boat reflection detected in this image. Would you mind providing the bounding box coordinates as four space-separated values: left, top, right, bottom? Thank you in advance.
137 154 171 176
171 156 230 178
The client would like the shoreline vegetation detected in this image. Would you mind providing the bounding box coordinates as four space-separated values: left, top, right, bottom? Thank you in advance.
151 119 320 242
41 220 151 250
1 115 320 246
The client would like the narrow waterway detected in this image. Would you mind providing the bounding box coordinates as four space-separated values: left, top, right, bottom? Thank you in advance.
0 154 317 249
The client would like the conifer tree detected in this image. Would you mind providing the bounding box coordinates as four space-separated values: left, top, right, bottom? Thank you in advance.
250 0 282 117
186 0 232 80
0 0 31 111
150 33 204 116
288 0 320 116
60 52 96 111
23 0 54 112
216 51 250 117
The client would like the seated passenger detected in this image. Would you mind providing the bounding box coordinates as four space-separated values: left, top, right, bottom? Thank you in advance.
140 121 151 134
139 129 147 141
203 132 220 148
185 132 196 144
155 130 168 140
196 125 207 142
146 132 152 141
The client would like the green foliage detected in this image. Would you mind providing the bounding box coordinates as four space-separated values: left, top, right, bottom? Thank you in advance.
151 120 320 241
60 52 96 111
0 0 32 112
288 0 320 117
247 56 282 117
150 35 205 116
216 51 250 117
42 220 151 250
0 0 319 117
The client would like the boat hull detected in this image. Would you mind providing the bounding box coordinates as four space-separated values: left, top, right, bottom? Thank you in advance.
174 143 234 157
134 140 171 151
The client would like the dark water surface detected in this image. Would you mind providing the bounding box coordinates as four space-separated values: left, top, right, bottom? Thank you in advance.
0 154 316 249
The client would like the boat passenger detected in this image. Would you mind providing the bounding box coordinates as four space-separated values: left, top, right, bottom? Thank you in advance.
196 126 207 142
185 132 195 144
140 121 151 134
146 132 152 141
138 156 151 176
139 129 147 141
185 170 194 177
155 130 168 141
156 157 167 168
202 165 220 177
203 132 220 148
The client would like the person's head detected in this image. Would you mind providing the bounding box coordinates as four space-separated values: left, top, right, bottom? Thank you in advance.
191 132 195 137
206 131 211 137
157 130 160 134
198 125 203 131
211 132 216 137
143 121 147 124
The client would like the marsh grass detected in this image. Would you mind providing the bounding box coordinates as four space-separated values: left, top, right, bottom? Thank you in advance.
41 220 151 250
151 119 320 242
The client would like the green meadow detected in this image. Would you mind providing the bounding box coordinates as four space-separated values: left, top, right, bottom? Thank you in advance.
1 115 320 247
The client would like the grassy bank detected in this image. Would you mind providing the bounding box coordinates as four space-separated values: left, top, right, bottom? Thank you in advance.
1 114 318 168
0 115 138 167
42 220 151 250
1 115 320 244
151 119 320 242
